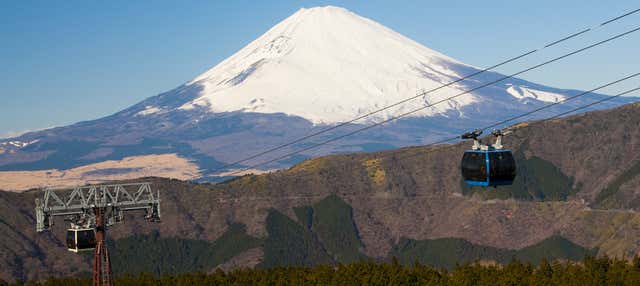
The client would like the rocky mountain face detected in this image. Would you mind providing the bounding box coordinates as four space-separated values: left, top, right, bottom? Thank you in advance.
0 6 632 188
1 102 639 282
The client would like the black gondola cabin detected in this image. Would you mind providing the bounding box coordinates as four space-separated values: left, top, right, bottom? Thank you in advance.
461 149 516 187
66 228 96 253
460 129 517 187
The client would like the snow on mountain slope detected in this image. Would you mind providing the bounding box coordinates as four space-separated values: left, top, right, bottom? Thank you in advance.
178 6 478 124
136 106 165 116
506 85 566 103
0 5 634 182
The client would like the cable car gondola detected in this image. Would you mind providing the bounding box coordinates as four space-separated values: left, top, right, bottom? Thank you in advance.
460 129 516 187
66 228 96 253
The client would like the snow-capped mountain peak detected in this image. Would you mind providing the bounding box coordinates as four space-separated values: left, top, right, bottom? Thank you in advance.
177 5 479 124
0 5 631 185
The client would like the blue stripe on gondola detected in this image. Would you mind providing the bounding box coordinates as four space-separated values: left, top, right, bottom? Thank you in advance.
463 149 515 187
485 151 490 185
464 180 490 187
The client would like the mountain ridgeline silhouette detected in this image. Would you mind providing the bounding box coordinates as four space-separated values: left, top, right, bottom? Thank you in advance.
0 6 634 186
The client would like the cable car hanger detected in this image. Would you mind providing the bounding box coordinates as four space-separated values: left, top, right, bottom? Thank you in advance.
460 129 517 188
461 129 512 151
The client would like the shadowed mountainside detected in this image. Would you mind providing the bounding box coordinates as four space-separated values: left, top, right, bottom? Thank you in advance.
1 102 640 282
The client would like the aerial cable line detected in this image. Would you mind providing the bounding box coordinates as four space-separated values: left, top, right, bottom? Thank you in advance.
223 26 640 176
366 86 640 184
479 72 640 132
230 72 640 177
223 85 640 188
368 84 639 175
600 8 640 26
210 8 640 173
406 85 640 161
546 87 640 120
216 86 640 199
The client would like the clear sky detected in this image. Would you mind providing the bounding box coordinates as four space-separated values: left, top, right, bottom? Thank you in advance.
1 0 638 138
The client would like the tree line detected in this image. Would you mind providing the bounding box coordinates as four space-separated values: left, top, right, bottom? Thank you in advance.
5 256 640 286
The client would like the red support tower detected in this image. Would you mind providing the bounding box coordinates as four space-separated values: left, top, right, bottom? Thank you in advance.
92 208 114 286
35 182 161 286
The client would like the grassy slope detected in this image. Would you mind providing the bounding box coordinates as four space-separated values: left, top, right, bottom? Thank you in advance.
4 104 640 281
595 158 640 208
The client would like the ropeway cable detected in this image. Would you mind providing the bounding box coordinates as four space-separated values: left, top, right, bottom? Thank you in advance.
229 77 639 179
227 29 640 176
222 26 640 176
546 87 640 120
209 8 640 174
218 84 639 188
479 73 640 132
394 84 640 163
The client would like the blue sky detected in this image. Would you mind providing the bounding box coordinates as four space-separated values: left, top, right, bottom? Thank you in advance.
1 0 638 138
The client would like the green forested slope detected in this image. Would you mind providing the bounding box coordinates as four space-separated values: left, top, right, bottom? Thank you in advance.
390 235 594 269
109 223 261 276
102 195 591 277
3 103 640 282
13 256 640 286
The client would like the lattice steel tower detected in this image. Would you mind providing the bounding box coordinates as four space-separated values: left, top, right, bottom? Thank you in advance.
35 182 161 286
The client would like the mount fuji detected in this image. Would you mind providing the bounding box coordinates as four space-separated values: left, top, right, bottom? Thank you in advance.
0 6 632 189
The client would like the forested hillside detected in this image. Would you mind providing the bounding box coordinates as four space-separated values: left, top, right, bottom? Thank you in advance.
1 103 640 282
9 256 640 286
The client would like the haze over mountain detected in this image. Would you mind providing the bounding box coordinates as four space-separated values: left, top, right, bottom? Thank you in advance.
0 6 632 189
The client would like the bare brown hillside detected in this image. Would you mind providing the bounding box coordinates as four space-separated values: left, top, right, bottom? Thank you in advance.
1 102 640 282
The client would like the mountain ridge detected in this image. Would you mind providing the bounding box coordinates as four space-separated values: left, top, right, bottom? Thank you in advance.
180 5 474 124
0 5 634 185
1 101 640 281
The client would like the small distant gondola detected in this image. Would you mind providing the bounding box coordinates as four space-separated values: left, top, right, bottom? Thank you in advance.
66 228 96 253
460 129 516 187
